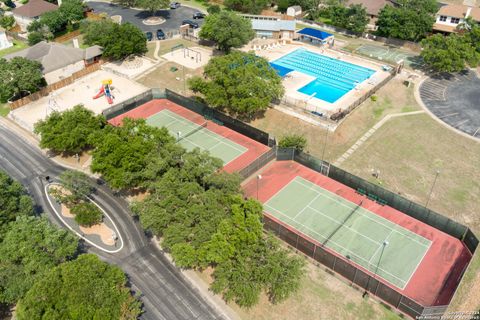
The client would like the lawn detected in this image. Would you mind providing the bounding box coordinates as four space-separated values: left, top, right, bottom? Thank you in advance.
0 103 10 117
178 0 215 11
0 40 28 58
250 77 420 162
196 258 401 320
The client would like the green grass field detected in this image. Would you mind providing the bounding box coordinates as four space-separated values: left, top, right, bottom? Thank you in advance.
0 40 28 58
0 103 10 117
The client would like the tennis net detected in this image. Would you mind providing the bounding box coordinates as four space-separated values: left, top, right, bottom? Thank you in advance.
177 122 207 141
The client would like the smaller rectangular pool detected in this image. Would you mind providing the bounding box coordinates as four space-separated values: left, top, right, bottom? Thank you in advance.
271 48 375 103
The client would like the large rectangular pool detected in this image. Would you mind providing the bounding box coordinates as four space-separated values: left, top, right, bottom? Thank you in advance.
270 48 375 103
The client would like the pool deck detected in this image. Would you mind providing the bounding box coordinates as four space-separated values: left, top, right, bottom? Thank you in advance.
245 42 392 116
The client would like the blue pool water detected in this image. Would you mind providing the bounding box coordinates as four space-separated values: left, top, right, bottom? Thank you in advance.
270 48 375 103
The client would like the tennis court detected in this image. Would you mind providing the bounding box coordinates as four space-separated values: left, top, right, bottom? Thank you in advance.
264 176 431 289
146 109 247 165
354 44 424 69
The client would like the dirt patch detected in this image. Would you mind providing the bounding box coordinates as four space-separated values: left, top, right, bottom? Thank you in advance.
53 151 92 170
80 223 115 246
61 204 74 218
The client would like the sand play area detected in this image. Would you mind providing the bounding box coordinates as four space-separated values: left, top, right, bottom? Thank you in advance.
162 46 213 69
9 70 149 132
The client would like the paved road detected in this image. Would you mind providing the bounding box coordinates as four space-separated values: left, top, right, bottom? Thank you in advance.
87 2 205 33
0 121 224 320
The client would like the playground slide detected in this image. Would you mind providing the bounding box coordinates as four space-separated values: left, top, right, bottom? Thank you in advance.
104 84 113 104
93 86 105 99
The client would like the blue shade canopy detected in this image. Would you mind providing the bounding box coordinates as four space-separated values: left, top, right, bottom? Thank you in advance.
297 28 333 40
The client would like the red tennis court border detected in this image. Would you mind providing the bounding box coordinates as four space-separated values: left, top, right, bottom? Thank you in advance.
107 99 270 173
242 160 472 308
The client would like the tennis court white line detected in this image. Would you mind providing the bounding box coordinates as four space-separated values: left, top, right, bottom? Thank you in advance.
161 110 247 153
264 203 408 286
292 178 431 248
304 204 382 246
368 229 394 264
293 193 322 220
403 239 432 289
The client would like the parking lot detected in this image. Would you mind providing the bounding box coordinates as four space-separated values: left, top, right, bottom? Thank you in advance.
87 2 205 35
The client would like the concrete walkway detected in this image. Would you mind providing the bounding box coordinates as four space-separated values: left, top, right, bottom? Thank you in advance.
334 110 425 166
153 40 161 60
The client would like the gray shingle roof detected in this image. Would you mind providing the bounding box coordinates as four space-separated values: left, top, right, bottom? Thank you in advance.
12 0 58 18
4 41 85 74
251 20 296 32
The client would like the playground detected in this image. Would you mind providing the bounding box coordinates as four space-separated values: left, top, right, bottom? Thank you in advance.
162 45 213 69
107 99 270 172
8 70 149 132
243 160 472 306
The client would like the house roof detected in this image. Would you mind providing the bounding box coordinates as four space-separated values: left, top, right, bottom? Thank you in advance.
251 19 296 32
12 0 58 18
437 4 480 21
288 5 302 12
84 45 103 60
345 0 394 16
4 41 87 73
297 28 333 40
432 23 457 33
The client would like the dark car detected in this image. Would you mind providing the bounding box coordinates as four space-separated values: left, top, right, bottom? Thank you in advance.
156 29 165 40
192 12 205 19
5 1 16 8
145 32 153 41
170 2 180 9
182 19 199 29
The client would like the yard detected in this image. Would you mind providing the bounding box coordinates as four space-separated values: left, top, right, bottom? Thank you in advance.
0 103 10 117
0 40 28 58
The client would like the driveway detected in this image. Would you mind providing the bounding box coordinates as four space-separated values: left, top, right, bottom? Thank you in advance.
87 2 205 34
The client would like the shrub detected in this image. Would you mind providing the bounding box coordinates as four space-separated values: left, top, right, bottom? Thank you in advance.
370 95 378 102
71 202 102 227
279 134 307 152
0 15 15 30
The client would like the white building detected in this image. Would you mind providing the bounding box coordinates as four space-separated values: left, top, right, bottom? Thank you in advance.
4 41 102 84
0 28 13 50
433 4 480 33
286 5 302 18
12 0 58 32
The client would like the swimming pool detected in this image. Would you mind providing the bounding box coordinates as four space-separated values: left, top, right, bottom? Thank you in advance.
270 48 375 103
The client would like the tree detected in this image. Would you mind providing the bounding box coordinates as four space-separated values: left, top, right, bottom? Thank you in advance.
137 0 169 16
316 4 368 33
59 0 85 26
207 4 221 14
375 0 437 41
224 0 268 14
199 11 255 52
420 33 479 72
0 57 45 103
16 254 142 320
0 216 78 304
0 15 15 30
0 171 33 240
34 105 106 154
82 21 147 59
40 10 65 34
58 170 95 201
71 202 103 227
188 52 284 118
90 118 176 189
279 134 307 152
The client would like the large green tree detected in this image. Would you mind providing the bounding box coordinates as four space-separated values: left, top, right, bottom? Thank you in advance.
0 216 78 304
82 20 147 59
0 57 45 103
376 0 437 41
188 52 284 118
199 11 255 52
316 4 368 33
224 0 268 14
34 105 106 154
58 170 95 201
137 0 169 16
0 171 33 240
90 117 177 189
16 254 142 320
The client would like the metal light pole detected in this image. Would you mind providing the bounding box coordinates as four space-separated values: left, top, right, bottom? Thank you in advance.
321 125 330 163
363 240 389 298
425 170 440 209
256 175 262 200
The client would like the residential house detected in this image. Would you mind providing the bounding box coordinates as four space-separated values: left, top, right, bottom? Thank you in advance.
12 0 58 32
286 5 302 18
4 41 102 84
345 0 397 26
0 28 13 50
433 4 480 33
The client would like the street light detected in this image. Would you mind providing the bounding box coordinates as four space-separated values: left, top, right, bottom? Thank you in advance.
256 175 262 200
363 240 389 298
425 170 440 209
321 125 330 163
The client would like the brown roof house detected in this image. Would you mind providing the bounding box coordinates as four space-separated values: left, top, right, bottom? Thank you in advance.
12 0 58 32
433 4 480 33
345 0 398 27
4 41 102 84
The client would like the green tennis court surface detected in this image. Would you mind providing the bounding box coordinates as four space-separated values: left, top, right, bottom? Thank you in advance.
146 109 247 165
264 176 431 289
355 44 424 69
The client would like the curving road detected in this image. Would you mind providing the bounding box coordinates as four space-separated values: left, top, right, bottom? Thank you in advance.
0 120 224 320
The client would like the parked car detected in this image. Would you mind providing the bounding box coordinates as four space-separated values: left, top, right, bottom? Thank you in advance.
156 29 165 40
145 31 153 41
170 2 180 9
182 19 199 29
5 1 16 8
192 12 205 19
